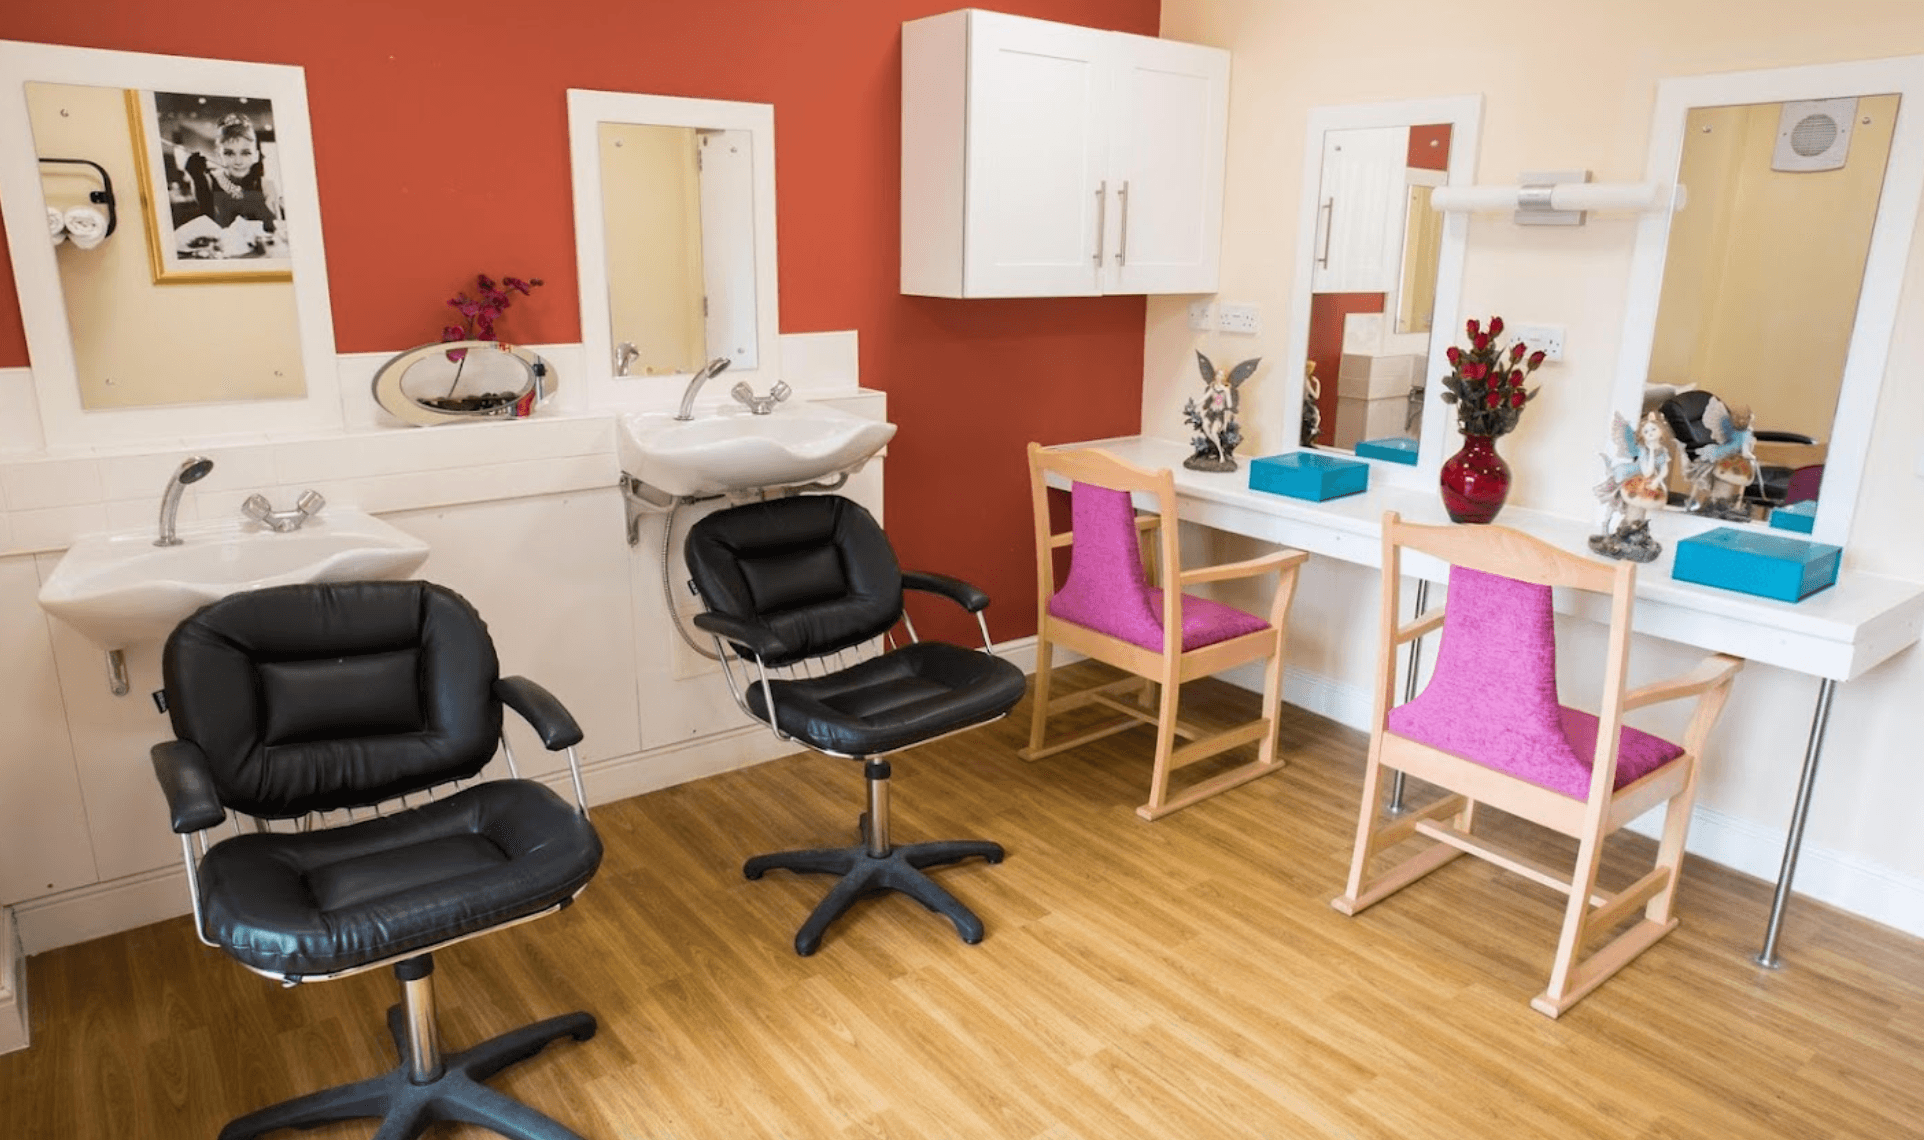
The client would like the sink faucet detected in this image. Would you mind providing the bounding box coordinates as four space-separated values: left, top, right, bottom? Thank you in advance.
155 456 214 547
242 490 327 533
673 357 733 421
730 380 792 415
614 341 640 376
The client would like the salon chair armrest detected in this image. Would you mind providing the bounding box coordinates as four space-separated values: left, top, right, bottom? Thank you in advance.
903 570 990 614
494 676 583 750
1754 430 1817 445
691 612 792 660
151 739 226 834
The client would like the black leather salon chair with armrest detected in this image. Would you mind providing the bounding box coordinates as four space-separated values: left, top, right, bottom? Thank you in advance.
150 580 603 1140
683 494 1027 956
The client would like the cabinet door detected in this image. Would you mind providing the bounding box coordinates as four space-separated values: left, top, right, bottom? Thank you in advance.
1104 34 1229 294
961 12 1108 296
1311 126 1408 294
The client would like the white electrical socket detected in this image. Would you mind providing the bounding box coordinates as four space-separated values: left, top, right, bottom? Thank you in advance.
1218 303 1260 336
1511 322 1566 362
1188 300 1214 332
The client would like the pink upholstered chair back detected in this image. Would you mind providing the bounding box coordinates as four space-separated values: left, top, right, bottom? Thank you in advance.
1387 566 1681 799
1047 483 1268 654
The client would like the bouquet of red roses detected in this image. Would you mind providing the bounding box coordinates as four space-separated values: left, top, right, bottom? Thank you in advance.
1438 316 1547 438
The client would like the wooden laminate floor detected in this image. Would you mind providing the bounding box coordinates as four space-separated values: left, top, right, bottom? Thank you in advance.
5 664 1923 1139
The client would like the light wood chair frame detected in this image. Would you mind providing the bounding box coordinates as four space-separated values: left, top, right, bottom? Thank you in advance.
1022 444 1309 821
1332 511 1743 1018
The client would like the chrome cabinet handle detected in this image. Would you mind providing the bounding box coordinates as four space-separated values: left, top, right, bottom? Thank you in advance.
1115 180 1130 265
1093 181 1107 267
1318 198 1335 268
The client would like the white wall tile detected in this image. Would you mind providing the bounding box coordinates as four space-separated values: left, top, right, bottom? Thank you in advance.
6 504 108 552
1 457 103 511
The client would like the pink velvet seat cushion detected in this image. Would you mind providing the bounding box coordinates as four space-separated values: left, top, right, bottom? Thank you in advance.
1048 482 1270 653
1385 566 1683 800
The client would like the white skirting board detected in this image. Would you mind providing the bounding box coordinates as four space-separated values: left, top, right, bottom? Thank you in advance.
1211 656 1924 940
0 906 26 1054
12 722 800 957
13 639 1923 962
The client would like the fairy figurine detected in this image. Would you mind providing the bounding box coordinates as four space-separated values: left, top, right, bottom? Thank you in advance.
1684 395 1759 520
1183 351 1260 472
1589 410 1674 562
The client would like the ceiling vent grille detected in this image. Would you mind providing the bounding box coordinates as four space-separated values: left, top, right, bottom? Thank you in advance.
1772 98 1859 172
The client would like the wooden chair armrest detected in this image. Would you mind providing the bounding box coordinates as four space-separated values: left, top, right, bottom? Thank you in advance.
1178 548 1309 587
1622 653 1745 712
1393 607 1446 646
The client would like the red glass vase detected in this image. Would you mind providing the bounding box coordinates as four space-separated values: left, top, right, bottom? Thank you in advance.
1439 433 1511 524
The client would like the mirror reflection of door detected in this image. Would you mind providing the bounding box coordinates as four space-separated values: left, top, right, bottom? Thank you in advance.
1645 95 1897 520
1304 122 1451 451
598 122 759 378
28 81 305 409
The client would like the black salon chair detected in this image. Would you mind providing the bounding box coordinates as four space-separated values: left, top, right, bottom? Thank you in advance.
151 581 603 1140
683 494 1026 956
1657 389 1818 507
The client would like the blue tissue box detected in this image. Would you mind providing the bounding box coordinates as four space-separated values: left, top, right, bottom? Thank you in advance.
1769 500 1817 534
1355 436 1419 466
1671 527 1840 602
1248 452 1369 501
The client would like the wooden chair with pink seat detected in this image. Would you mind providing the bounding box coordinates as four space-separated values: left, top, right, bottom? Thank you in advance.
1022 443 1310 820
1332 511 1744 1017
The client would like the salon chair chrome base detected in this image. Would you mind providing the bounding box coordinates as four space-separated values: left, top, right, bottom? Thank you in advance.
219 955 595 1140
744 760 1002 956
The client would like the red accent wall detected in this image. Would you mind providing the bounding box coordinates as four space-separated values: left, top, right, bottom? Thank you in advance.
1306 293 1385 445
0 0 1160 642
1407 123 1452 171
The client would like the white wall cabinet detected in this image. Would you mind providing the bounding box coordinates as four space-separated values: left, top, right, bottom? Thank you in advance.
901 8 1229 298
1310 125 1409 295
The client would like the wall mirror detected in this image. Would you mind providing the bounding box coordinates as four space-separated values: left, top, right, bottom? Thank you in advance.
567 89 779 411
1275 95 1482 483
1613 55 1924 547
0 41 340 448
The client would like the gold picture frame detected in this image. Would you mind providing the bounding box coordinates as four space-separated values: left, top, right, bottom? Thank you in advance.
125 88 292 284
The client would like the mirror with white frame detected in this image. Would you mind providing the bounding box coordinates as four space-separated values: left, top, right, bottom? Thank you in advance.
1612 55 1924 547
0 41 340 448
567 89 780 410
1276 95 1482 481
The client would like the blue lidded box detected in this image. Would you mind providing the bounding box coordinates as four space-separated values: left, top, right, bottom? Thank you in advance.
1248 452 1369 501
1354 436 1419 466
1671 527 1840 603
1769 500 1817 534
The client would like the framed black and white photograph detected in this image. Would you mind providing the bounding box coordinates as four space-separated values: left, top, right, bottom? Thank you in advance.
127 88 292 282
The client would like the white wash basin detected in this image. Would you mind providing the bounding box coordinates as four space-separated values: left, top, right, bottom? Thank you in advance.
619 402 897 497
38 511 431 651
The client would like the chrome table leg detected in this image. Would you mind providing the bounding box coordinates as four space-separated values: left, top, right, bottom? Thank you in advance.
1755 677 1837 969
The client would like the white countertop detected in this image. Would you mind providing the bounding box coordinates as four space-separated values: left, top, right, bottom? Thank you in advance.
1052 436 1924 683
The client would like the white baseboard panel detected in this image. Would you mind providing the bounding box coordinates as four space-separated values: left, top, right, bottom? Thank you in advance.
0 907 26 1054
13 726 800 958
1626 805 1924 941
1190 657 1924 940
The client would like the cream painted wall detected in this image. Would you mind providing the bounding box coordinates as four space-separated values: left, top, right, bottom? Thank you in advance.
1150 0 1924 927
598 122 705 377
27 83 302 408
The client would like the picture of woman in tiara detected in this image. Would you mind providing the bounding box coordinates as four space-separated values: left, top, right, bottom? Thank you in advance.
151 92 288 262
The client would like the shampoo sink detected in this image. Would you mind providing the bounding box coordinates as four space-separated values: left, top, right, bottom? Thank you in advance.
38 510 431 652
618 401 896 498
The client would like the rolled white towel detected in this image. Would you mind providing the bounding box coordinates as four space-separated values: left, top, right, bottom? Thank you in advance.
63 205 107 250
47 205 66 246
